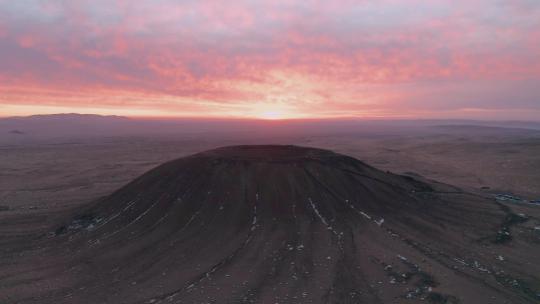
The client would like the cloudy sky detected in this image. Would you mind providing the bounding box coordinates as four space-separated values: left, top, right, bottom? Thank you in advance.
0 0 539 119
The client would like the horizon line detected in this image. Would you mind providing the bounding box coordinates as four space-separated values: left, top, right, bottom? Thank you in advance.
1 112 540 123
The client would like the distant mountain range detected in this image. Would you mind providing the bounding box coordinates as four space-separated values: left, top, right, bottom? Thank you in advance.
0 114 137 141
2 113 130 122
1 113 539 144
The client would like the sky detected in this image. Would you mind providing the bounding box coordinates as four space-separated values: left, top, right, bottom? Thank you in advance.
0 0 539 120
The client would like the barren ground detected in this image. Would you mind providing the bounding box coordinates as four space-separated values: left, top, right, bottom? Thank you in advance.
0 124 539 303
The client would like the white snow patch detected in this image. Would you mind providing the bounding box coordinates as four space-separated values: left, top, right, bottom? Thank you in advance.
397 254 408 261
348 204 372 220
308 198 329 227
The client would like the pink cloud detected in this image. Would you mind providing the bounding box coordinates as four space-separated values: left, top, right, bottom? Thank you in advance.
0 0 539 119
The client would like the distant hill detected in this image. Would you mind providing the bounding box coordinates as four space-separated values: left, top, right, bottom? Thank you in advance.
0 113 130 135
8 129 25 135
432 124 540 135
2 113 130 123
426 119 540 131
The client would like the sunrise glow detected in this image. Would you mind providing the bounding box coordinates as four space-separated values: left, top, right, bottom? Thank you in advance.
0 1 539 120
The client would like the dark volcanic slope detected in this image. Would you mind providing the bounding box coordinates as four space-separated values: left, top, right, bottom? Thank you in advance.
1 145 539 304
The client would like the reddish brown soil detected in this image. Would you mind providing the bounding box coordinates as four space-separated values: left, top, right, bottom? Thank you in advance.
1 145 539 303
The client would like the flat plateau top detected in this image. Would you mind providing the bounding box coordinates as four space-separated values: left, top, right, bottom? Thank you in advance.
197 145 340 162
